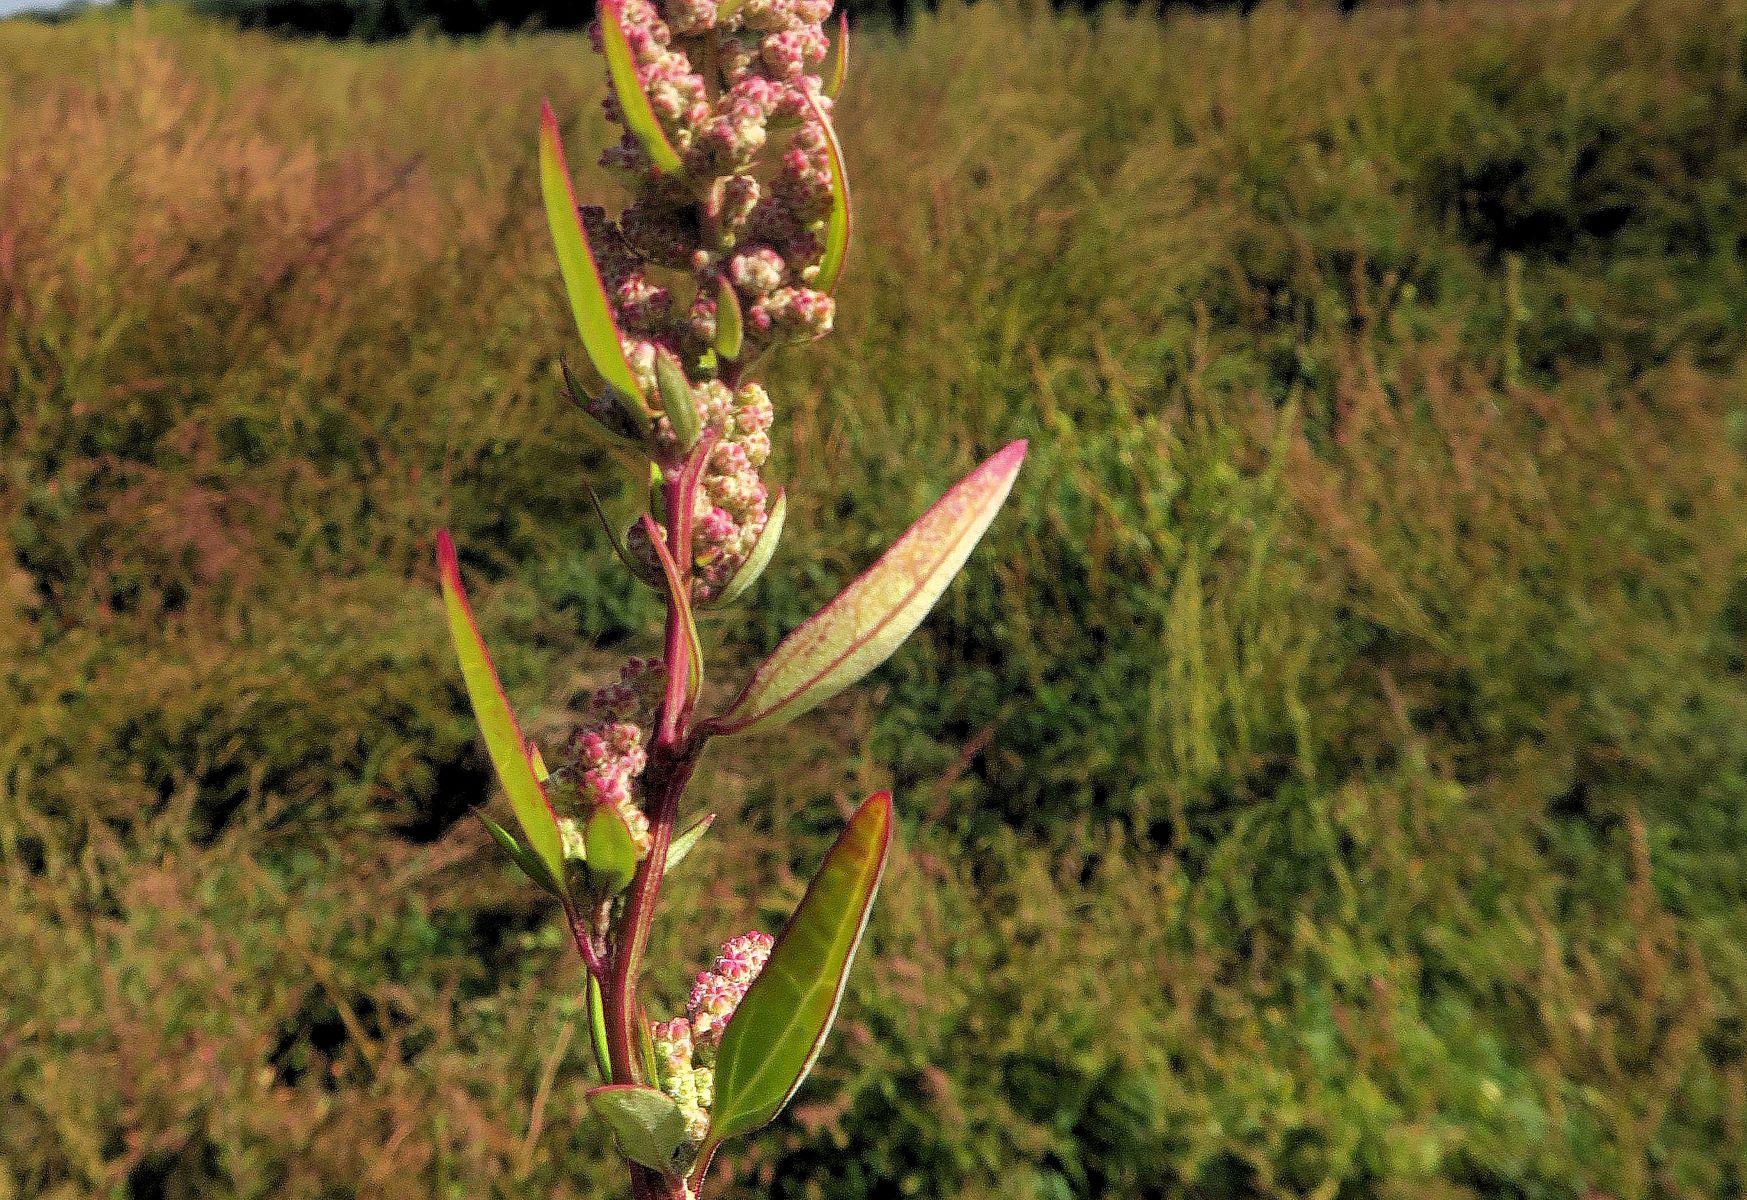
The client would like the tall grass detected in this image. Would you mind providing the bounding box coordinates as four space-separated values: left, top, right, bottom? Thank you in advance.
3 1 1746 1196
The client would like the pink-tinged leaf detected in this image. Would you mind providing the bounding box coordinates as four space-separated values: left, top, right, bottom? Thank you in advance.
437 531 567 893
706 442 1026 737
704 792 892 1147
825 11 848 99
598 0 685 176
587 1084 688 1172
805 90 851 294
539 102 649 425
638 513 704 709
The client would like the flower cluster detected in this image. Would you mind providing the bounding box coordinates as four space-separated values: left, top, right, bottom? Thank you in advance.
579 0 839 597
633 380 776 601
651 930 776 1143
553 657 667 861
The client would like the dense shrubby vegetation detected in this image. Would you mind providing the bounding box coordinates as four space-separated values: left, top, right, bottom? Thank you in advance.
2 1 1746 1196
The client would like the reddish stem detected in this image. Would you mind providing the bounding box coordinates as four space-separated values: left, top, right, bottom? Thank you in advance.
599 440 713 1200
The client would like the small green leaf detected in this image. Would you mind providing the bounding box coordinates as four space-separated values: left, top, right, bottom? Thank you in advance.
655 347 701 451
706 442 1026 737
713 275 743 360
584 803 641 896
437 531 568 893
637 1005 661 1087
598 0 685 176
476 810 564 898
707 489 785 608
825 11 848 99
804 91 851 294
587 973 613 1079
587 1084 688 1172
664 812 716 873
706 791 892 1145
540 102 649 427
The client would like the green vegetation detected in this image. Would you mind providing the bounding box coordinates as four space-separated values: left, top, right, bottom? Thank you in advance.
3 1 1746 1196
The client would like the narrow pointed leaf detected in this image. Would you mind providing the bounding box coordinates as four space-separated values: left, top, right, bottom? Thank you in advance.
561 360 649 476
707 442 1025 737
540 102 649 425
825 11 848 99
713 274 743 360
707 489 785 608
598 0 685 175
664 812 716 873
584 476 661 587
587 973 613 1078
639 514 704 705
476 810 563 898
636 1004 661 1087
584 803 640 897
437 530 568 891
655 347 701 451
587 1084 688 1172
706 791 892 1144
805 91 851 294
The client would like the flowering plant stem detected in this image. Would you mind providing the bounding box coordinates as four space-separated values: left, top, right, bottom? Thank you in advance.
437 3 1026 1192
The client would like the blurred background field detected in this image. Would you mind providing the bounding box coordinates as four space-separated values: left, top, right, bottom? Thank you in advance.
4 0 1747 1196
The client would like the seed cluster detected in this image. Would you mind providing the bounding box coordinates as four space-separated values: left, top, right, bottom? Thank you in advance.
552 657 667 861
581 0 839 601
652 930 776 1143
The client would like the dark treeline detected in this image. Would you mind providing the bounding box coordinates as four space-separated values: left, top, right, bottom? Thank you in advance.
182 0 1352 41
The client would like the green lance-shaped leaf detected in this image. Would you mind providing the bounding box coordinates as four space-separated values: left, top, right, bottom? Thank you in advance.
705 442 1026 737
825 11 848 99
583 475 662 588
583 802 641 897
706 489 786 609
539 102 649 429
705 791 892 1146
654 347 701 451
587 973 613 1078
665 811 716 872
437 530 568 894
804 90 851 295
598 0 685 176
587 1084 689 1172
476 810 564 899
713 274 743 361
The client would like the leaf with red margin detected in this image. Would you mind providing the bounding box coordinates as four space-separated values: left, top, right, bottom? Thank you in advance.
804 90 851 294
598 0 685 175
703 791 892 1148
437 531 568 893
539 102 649 424
638 512 704 708
705 442 1025 737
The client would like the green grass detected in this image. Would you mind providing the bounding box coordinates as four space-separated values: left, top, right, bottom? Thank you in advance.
3 1 1747 1197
